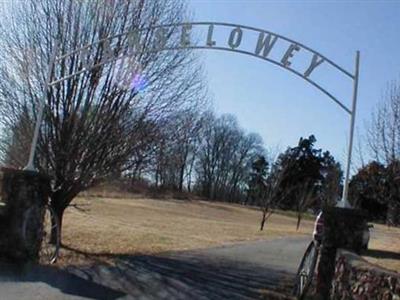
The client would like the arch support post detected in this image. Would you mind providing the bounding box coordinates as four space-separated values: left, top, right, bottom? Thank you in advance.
24 44 58 171
341 51 360 208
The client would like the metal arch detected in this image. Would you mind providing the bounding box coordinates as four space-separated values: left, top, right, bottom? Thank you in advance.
55 21 354 80
52 45 352 114
51 22 355 114
25 21 361 209
178 22 355 79
186 46 352 114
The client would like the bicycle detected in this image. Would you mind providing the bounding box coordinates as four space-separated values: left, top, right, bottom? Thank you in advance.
22 200 60 264
292 240 320 300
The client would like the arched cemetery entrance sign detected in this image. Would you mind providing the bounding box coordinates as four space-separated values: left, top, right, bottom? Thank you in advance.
25 22 360 208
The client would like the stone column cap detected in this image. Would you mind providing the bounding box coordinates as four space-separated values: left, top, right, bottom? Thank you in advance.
0 167 51 181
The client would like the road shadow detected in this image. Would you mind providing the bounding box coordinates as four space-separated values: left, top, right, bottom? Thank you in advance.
363 249 400 260
64 245 295 300
0 261 126 300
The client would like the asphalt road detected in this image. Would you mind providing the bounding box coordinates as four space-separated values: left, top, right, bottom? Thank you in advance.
0 236 310 300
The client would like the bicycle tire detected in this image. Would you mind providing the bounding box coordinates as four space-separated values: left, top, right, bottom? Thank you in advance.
292 240 319 299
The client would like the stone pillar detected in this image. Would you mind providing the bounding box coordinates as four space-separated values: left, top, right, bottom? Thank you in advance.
314 207 367 299
0 168 51 263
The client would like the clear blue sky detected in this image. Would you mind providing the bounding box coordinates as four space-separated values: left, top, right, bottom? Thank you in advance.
188 0 400 168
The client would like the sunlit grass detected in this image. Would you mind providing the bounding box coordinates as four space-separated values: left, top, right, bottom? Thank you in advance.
60 196 314 265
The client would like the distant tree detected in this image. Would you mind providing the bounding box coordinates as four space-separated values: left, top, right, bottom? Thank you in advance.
272 135 323 210
349 161 388 222
124 119 160 181
384 160 400 226
247 155 271 230
268 135 342 226
295 180 316 230
259 156 296 230
152 108 206 191
247 155 269 205
195 113 265 202
317 151 343 209
366 79 400 225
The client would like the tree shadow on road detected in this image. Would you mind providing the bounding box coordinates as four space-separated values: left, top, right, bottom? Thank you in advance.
0 261 126 300
362 249 400 260
63 245 295 300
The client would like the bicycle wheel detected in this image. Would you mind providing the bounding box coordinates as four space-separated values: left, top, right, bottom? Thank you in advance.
292 241 319 299
22 205 60 264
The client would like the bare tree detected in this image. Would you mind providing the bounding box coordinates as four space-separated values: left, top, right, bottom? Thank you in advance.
318 151 342 208
195 113 265 202
366 80 400 225
367 81 400 163
295 181 316 230
257 157 296 231
0 0 206 242
152 107 207 191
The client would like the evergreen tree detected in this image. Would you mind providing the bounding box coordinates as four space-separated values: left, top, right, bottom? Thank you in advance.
271 135 342 211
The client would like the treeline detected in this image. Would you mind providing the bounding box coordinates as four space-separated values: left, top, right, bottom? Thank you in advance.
125 110 265 203
123 105 344 213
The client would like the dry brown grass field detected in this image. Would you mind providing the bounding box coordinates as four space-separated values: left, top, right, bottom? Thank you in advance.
59 194 400 273
60 195 314 265
363 224 400 272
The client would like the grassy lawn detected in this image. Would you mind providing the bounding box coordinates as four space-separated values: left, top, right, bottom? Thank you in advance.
59 195 400 273
363 224 400 272
60 196 314 265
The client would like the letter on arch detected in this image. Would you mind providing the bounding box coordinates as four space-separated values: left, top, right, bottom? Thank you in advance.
181 23 192 47
127 30 141 54
154 27 167 50
304 54 324 77
281 43 300 68
254 32 278 58
207 24 216 47
228 27 243 49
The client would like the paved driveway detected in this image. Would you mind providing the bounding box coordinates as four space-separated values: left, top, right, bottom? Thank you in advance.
0 236 311 299
0 263 125 299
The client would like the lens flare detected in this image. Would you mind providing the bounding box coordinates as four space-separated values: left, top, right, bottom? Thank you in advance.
130 73 147 93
